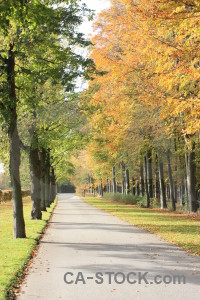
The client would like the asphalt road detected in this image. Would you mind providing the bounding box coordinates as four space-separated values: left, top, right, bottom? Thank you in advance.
17 193 200 300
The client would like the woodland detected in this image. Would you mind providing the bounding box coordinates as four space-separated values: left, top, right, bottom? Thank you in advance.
0 0 200 240
74 0 200 214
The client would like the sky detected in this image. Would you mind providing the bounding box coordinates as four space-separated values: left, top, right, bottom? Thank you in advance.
80 0 110 37
74 0 110 91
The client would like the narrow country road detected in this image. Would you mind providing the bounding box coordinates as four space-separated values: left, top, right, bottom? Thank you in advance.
17 194 200 300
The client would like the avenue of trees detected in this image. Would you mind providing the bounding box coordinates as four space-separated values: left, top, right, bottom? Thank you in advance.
72 0 200 213
0 0 199 239
0 0 93 238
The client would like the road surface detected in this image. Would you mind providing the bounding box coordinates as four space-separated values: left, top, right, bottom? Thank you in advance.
17 193 200 300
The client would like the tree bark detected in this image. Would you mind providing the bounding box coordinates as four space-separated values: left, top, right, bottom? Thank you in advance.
180 182 185 207
155 154 160 199
88 175 90 194
132 177 136 195
45 150 50 207
112 166 117 193
50 166 56 203
7 44 26 238
29 141 42 220
99 179 103 196
185 142 198 212
140 162 145 196
136 180 140 196
167 149 176 211
40 148 46 211
121 161 125 194
147 149 153 198
144 156 150 208
125 169 130 194
106 178 108 192
109 180 111 193
158 161 167 209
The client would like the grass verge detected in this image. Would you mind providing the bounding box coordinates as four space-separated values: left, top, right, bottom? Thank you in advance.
82 197 200 256
0 197 57 300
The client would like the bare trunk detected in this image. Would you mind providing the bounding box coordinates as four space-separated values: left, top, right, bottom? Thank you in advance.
109 180 111 193
147 150 153 198
132 177 136 195
158 161 167 209
136 181 140 196
7 44 26 238
140 162 145 196
40 148 46 211
167 149 176 211
99 179 103 197
144 156 150 208
185 142 198 212
45 151 50 207
50 166 56 203
88 175 90 194
155 155 160 199
180 182 185 206
112 167 117 193
29 142 42 220
125 169 130 194
121 161 125 194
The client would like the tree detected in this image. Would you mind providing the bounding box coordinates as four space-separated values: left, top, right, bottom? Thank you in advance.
75 0 200 213
0 0 94 236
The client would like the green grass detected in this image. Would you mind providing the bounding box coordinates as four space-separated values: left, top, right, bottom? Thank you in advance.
82 197 200 256
0 197 56 300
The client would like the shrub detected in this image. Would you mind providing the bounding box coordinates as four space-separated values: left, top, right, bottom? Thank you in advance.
135 196 146 207
150 198 161 208
0 190 12 202
0 189 31 203
104 193 145 206
103 193 162 208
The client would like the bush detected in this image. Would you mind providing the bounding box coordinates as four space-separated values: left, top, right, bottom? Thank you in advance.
150 198 161 208
0 190 12 203
104 193 145 206
135 196 146 207
0 189 31 203
103 193 163 209
103 192 120 201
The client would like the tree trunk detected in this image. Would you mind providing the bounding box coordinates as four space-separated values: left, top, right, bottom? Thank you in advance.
88 175 90 194
180 182 185 207
93 186 95 196
158 161 167 209
136 180 140 196
106 178 109 192
50 166 56 203
121 161 125 194
7 45 26 238
144 156 150 208
140 162 145 196
147 150 153 198
99 179 103 197
29 141 42 220
109 180 111 193
131 177 136 195
45 151 50 207
125 169 130 194
112 166 117 193
174 185 178 203
155 155 160 199
185 142 198 213
40 148 46 211
167 149 176 211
